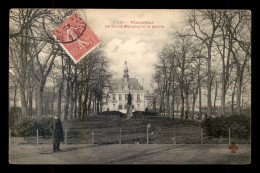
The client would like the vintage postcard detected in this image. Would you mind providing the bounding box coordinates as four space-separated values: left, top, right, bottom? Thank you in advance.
9 9 251 164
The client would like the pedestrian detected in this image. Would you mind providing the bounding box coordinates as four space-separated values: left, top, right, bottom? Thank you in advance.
49 116 64 152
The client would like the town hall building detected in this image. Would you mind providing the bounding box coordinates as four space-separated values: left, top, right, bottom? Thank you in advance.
103 61 146 113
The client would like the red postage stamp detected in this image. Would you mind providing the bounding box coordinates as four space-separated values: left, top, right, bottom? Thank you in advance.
53 12 101 63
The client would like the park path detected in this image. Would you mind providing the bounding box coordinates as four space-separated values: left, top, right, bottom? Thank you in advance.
9 138 251 164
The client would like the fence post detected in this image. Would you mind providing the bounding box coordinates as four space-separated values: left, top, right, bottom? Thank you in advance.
36 129 39 146
119 128 121 144
201 128 203 144
173 128 176 145
65 128 67 145
228 128 231 145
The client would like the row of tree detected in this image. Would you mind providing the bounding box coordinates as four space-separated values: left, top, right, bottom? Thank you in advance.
152 10 251 119
9 9 112 120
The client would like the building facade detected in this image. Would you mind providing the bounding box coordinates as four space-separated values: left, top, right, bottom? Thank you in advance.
103 61 146 113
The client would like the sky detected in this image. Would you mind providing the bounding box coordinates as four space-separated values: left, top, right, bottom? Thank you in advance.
82 9 186 91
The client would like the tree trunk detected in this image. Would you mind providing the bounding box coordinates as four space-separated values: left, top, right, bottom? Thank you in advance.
213 81 218 114
153 97 156 112
192 92 196 119
78 86 82 118
207 47 212 117
70 93 74 120
35 90 38 116
13 87 17 109
20 84 27 117
162 92 165 116
65 60 71 120
166 91 170 117
74 66 78 119
64 80 70 120
38 85 44 116
221 87 226 116
28 90 33 117
231 80 237 116
176 97 179 118
82 86 89 117
185 91 189 119
70 80 74 120
199 83 202 120
171 92 175 119
231 92 235 115
57 56 64 119
97 100 100 115
159 93 163 115
236 74 242 115
87 91 92 116
181 91 185 119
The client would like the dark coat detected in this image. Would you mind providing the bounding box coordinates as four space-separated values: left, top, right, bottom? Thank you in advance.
49 118 64 142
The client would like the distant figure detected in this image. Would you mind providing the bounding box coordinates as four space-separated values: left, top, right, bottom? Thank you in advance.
120 112 123 118
49 116 64 152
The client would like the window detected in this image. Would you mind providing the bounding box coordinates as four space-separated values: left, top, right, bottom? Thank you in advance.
125 94 128 101
132 105 134 109
124 104 128 110
113 104 115 110
113 94 116 101
137 94 140 101
131 94 134 101
119 94 122 101
119 104 123 110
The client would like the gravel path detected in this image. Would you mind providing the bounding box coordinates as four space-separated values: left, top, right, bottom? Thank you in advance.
9 140 250 164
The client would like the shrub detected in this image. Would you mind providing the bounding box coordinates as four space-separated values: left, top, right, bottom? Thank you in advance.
9 107 21 128
16 116 53 137
133 111 157 117
201 114 250 139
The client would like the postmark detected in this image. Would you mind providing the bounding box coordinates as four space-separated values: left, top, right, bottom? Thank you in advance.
52 12 101 63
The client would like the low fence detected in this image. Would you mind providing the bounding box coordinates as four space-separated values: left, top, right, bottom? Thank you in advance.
9 126 249 145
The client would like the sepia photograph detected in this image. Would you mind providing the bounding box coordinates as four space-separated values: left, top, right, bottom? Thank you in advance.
8 9 251 164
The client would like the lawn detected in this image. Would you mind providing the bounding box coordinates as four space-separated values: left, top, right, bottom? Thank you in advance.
49 115 250 145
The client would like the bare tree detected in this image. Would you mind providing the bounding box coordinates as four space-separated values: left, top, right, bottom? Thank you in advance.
186 10 224 117
9 9 52 117
227 10 251 114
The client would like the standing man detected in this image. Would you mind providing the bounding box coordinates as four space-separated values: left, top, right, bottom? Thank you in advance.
49 116 64 152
